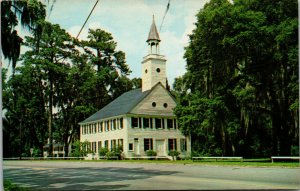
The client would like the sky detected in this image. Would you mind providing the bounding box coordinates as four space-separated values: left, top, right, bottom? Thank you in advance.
10 0 210 86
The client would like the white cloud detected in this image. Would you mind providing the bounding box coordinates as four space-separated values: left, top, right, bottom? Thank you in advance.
50 0 209 87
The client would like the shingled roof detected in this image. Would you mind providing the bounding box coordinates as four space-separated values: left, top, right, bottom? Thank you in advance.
80 88 150 124
147 16 160 42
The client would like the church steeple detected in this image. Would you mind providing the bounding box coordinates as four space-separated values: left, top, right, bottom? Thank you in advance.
147 15 160 42
142 15 167 92
147 15 161 55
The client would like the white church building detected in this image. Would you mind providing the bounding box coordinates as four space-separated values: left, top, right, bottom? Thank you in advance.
79 17 191 159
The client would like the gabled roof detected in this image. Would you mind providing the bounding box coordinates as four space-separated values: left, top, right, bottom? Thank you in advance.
79 88 151 124
147 16 160 42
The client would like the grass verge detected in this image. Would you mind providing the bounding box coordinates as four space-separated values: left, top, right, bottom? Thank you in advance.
18 158 299 168
4 180 34 191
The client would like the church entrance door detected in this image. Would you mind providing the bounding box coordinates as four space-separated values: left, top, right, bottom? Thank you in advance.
156 140 165 156
134 139 140 156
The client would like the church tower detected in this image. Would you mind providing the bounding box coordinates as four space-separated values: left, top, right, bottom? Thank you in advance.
142 16 167 92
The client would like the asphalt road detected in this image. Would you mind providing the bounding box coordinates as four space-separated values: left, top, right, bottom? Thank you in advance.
3 161 300 190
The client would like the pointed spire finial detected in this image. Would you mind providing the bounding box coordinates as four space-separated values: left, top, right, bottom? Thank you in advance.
147 15 160 42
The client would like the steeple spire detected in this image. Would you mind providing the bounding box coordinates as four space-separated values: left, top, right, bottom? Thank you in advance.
147 15 160 42
142 15 167 92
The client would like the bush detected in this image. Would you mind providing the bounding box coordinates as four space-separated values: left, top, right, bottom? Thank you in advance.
33 148 42 157
99 147 109 157
291 146 299 156
168 150 180 160
146 150 157 156
4 180 31 191
70 140 91 157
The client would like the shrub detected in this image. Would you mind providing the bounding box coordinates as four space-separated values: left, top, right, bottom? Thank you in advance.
99 147 109 157
105 151 115 159
70 140 91 157
146 150 157 157
4 180 31 191
168 150 180 160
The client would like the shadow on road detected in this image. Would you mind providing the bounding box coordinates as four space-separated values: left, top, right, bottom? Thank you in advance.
4 166 180 190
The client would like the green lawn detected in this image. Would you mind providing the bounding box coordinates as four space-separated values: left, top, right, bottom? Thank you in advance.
33 158 300 168
4 180 34 191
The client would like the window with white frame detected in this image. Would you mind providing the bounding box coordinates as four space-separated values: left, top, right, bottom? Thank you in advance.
144 138 153 151
104 140 108 149
92 142 97 153
167 119 174 129
94 123 97 133
131 117 138 128
118 139 124 151
113 119 116 130
168 139 177 151
105 121 110 131
98 141 102 152
111 139 116 150
119 118 123 129
155 118 162 129
139 117 142 128
180 139 187 152
100 122 103 132
143 118 150 128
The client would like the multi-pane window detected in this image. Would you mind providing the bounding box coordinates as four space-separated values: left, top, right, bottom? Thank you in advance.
104 140 108 149
97 122 100 133
118 139 124 151
143 118 150 128
167 119 174 129
131 117 138 128
111 139 116 150
113 119 116 130
94 123 97 133
150 118 153 128
87 142 91 152
155 118 162 129
98 141 102 152
180 139 187 152
119 118 123 129
92 142 97 153
99 122 103 132
144 138 153 151
105 121 110 131
168 139 177 151
139 117 142 128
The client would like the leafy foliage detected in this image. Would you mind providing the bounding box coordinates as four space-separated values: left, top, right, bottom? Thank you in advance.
146 150 157 157
69 140 91 157
3 15 139 157
174 0 298 157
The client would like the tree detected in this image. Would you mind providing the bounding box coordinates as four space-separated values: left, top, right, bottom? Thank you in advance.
1 0 46 72
174 0 298 157
3 23 135 157
81 28 131 106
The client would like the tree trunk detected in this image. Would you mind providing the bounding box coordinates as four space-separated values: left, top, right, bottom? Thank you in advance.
48 79 53 157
